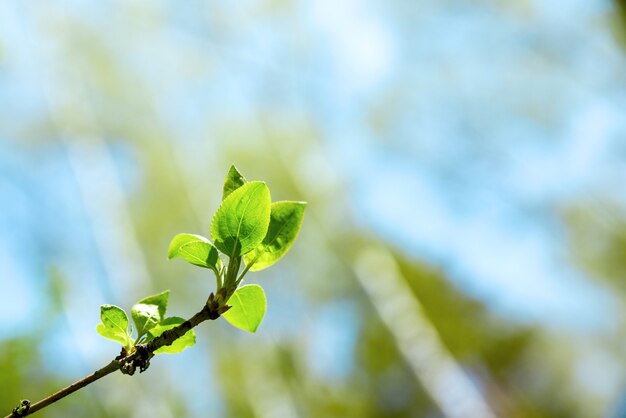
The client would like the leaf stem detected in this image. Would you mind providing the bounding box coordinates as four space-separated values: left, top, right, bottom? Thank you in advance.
236 260 255 285
215 265 224 291
224 255 241 290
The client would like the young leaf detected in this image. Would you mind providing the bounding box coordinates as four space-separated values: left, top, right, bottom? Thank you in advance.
135 289 169 319
222 284 267 333
147 317 196 354
96 325 130 347
222 165 247 200
244 201 306 271
96 305 132 347
168 233 222 271
131 290 169 339
210 181 271 257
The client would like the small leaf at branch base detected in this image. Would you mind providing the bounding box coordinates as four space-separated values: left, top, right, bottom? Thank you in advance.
97 324 129 347
131 290 169 338
147 317 196 354
132 304 160 338
222 165 247 200
222 284 266 333
210 181 271 257
97 304 132 347
135 290 169 319
244 201 306 271
168 234 222 271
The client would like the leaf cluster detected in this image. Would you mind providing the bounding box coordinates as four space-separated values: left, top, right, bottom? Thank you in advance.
96 165 305 355
168 165 306 332
97 290 195 354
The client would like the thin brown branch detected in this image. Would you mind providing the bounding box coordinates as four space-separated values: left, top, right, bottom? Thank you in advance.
5 360 121 418
5 295 226 418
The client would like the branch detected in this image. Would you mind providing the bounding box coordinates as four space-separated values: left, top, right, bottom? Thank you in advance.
5 294 228 418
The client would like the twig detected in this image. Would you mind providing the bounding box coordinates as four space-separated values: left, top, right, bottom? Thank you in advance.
5 295 228 418
5 360 120 418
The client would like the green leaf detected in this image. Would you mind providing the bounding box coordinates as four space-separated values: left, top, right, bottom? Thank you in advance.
96 324 130 347
222 284 267 333
131 290 169 338
131 304 159 338
244 201 306 271
210 181 271 257
97 304 132 347
168 233 222 271
222 165 247 200
147 317 196 354
135 290 169 319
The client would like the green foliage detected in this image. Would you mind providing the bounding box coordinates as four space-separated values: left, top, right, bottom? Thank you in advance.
131 304 159 339
222 164 247 200
96 305 133 350
131 290 169 339
135 290 169 319
97 165 304 356
222 284 267 333
97 291 196 354
197 166 303 330
168 233 222 272
244 201 307 271
210 181 272 258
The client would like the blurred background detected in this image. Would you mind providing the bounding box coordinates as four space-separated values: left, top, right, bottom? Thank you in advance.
1 1 626 417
